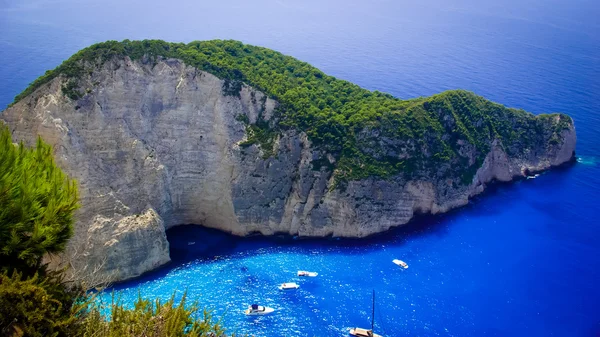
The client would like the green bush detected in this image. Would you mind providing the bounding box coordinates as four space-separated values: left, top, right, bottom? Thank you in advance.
0 271 232 337
0 125 79 275
61 80 82 100
0 271 86 337
0 125 83 336
81 292 230 337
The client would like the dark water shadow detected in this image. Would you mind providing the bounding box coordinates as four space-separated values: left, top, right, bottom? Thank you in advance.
109 162 577 290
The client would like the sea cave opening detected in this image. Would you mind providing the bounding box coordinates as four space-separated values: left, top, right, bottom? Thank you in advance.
165 225 242 264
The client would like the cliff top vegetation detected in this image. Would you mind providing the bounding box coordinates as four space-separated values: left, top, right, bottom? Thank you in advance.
10 40 573 185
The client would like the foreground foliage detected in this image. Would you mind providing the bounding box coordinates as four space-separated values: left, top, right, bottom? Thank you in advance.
82 293 229 337
0 271 229 337
0 126 231 336
0 125 79 275
0 271 86 337
11 39 573 185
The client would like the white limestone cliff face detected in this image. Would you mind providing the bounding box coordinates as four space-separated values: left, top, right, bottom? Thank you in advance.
0 58 576 283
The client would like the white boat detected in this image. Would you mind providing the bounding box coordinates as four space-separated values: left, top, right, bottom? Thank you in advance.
349 327 382 337
244 304 274 316
392 259 408 269
297 270 318 277
187 241 195 245
278 282 300 290
349 290 383 337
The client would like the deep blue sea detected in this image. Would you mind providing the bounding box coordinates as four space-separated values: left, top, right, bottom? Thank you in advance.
1 0 599 336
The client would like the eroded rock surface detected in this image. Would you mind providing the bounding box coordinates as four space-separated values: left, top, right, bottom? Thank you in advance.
1 58 575 282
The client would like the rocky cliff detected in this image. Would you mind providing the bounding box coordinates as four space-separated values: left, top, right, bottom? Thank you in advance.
1 50 575 283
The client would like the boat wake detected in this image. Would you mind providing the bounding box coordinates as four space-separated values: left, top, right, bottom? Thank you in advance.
577 156 598 166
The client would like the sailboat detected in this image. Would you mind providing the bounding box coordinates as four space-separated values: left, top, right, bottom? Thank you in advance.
349 290 383 337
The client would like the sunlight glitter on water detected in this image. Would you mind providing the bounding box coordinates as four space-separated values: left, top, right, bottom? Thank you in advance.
98 165 600 336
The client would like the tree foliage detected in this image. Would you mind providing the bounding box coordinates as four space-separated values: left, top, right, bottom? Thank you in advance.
0 125 79 274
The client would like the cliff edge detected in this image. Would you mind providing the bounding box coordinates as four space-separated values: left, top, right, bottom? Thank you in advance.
0 40 576 283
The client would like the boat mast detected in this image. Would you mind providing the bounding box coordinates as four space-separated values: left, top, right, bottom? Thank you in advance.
371 289 375 332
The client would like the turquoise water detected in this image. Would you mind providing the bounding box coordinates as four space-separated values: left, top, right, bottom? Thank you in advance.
104 164 599 336
1 0 599 335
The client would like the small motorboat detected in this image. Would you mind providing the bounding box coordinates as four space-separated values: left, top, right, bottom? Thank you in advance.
392 259 408 269
297 270 318 277
187 241 195 245
349 327 383 337
244 304 274 316
278 282 300 290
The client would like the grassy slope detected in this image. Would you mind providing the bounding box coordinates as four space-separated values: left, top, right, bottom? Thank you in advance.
10 39 573 184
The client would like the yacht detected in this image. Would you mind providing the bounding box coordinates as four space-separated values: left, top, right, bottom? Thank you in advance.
297 270 318 277
392 259 408 269
278 282 300 290
244 304 274 316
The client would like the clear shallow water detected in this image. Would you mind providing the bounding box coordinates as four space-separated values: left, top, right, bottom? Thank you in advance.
1 0 599 336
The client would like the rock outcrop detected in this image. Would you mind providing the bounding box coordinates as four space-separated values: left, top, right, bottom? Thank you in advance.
1 57 576 283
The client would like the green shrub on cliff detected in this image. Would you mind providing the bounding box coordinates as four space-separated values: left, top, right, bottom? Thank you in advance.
0 269 231 337
0 125 84 336
0 126 231 336
11 39 573 184
0 271 87 337
0 125 79 275
81 293 229 337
